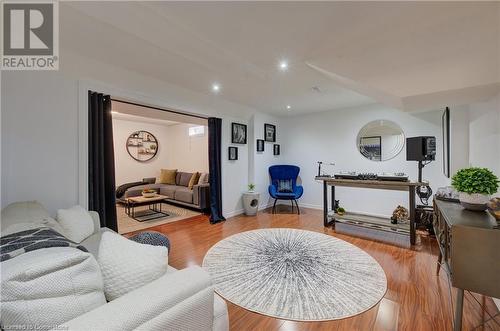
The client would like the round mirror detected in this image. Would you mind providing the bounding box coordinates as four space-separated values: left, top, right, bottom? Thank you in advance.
126 130 158 162
356 120 404 161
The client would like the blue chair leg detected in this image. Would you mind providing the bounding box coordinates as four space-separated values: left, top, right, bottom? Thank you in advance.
294 199 300 215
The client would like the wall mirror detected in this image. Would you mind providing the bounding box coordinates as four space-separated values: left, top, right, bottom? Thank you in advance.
356 120 405 161
126 130 158 162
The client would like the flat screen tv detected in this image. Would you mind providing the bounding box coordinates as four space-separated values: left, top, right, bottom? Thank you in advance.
442 107 450 178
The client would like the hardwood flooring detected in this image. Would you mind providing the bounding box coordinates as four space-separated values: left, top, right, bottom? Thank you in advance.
125 206 499 331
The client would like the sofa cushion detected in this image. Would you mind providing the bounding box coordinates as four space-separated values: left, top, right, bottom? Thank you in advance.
159 169 177 185
175 172 182 185
1 247 106 329
175 187 194 204
178 172 193 187
97 232 168 301
81 227 114 257
56 206 95 243
159 185 177 198
1 201 65 236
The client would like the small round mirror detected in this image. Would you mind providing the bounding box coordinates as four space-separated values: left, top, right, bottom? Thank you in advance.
126 130 158 162
356 120 404 161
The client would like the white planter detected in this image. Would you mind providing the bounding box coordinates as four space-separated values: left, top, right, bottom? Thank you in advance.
459 192 490 211
242 192 260 216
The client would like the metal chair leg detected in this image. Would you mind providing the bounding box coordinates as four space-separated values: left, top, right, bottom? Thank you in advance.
291 200 294 213
272 199 278 214
295 200 300 215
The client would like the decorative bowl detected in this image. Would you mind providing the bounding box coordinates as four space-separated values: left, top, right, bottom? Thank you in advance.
459 192 490 211
142 190 157 198
486 198 500 220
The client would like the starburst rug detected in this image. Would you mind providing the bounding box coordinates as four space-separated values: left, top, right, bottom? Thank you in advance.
202 228 387 321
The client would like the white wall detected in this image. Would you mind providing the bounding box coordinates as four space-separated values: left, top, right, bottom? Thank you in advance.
1 71 79 214
248 113 282 209
280 104 450 217
468 94 500 177
112 118 171 186
166 123 209 174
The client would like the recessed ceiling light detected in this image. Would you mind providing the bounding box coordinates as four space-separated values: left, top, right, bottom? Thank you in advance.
279 60 288 71
286 105 291 110
212 83 220 92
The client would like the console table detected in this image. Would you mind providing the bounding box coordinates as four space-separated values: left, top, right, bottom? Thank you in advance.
433 199 499 331
316 177 424 245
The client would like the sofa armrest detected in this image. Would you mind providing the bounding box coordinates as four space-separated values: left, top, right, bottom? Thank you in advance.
193 184 210 209
88 210 101 235
59 266 215 331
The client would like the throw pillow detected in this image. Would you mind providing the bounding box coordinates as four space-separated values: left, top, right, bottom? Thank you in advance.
56 205 95 243
1 247 106 329
278 179 293 193
198 173 210 185
159 169 177 185
98 231 169 301
188 172 200 189
179 172 193 187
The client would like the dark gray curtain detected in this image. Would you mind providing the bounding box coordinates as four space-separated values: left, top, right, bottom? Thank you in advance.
88 91 117 231
208 117 225 223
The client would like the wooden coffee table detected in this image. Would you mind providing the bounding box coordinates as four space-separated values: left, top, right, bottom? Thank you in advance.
126 194 169 222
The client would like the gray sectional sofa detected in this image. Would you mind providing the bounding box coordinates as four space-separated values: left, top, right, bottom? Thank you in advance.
118 171 210 211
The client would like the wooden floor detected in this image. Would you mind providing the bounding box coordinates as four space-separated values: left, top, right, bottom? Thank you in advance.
126 206 500 331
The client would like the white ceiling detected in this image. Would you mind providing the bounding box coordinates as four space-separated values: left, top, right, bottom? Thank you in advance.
61 2 499 116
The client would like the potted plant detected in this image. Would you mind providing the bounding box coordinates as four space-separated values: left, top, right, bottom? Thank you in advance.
452 167 499 211
243 184 259 216
336 207 346 216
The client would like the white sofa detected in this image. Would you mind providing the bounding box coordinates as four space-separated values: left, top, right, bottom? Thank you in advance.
0 201 229 331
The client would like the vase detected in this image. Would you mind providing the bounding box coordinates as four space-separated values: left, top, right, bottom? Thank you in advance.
458 192 490 211
242 192 260 216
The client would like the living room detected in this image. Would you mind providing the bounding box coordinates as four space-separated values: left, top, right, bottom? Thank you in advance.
111 100 210 233
1 2 499 331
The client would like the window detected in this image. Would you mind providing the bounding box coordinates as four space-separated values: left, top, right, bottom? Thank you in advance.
188 126 205 137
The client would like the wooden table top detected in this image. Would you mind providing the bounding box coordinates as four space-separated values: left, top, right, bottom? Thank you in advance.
435 199 497 229
127 194 169 203
315 176 425 191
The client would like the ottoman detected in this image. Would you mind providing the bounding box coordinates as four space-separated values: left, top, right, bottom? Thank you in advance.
129 231 170 253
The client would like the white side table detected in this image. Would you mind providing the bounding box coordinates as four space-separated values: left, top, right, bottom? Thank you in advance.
242 192 260 216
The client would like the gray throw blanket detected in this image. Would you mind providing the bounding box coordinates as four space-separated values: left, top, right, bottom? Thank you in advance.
0 227 88 262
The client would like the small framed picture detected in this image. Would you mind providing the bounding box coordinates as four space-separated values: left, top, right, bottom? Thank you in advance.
231 123 247 144
228 146 238 160
273 144 280 155
256 139 264 152
264 123 276 142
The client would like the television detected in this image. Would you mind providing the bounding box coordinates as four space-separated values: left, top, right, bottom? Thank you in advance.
442 107 450 178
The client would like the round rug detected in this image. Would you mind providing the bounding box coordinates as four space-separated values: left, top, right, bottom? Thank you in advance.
202 228 387 321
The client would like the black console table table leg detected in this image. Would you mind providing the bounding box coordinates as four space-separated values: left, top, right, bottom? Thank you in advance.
409 186 416 245
323 181 328 227
323 182 335 227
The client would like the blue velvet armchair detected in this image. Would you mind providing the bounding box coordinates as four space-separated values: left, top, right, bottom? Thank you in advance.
268 165 304 214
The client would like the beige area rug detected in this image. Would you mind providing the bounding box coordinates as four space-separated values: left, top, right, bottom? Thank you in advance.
117 203 201 234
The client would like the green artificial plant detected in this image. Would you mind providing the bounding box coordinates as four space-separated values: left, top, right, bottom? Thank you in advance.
248 183 256 191
451 167 499 195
